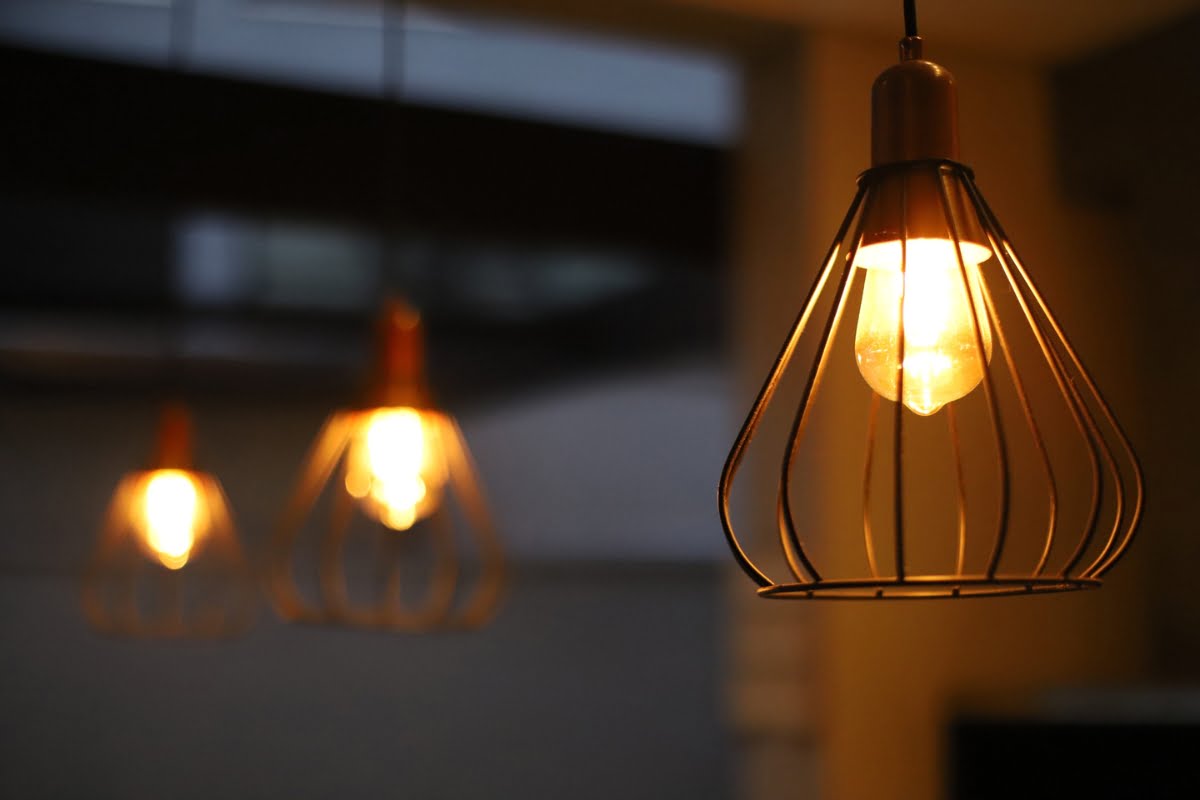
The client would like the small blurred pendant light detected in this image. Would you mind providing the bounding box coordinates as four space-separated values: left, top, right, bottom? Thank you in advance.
266 301 506 631
718 0 1143 599
83 405 257 636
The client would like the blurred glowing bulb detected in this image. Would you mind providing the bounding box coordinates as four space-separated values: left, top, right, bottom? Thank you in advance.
139 469 200 570
854 237 993 416
345 407 447 531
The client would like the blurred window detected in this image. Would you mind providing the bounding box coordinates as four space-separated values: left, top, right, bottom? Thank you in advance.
0 0 739 143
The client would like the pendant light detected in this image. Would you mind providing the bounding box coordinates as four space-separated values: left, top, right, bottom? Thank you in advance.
266 301 506 631
718 1 1143 599
83 405 257 636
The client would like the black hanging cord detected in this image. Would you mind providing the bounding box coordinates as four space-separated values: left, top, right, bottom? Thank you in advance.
378 2 404 296
164 0 198 398
903 0 919 38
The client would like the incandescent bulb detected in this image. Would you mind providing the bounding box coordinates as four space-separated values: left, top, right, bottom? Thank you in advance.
345 407 448 531
853 237 992 416
138 469 202 570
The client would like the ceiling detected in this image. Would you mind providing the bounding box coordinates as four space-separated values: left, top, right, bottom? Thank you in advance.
687 0 1200 60
437 0 1200 62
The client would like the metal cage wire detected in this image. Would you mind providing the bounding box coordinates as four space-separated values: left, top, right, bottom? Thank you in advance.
266 407 506 631
83 471 257 637
718 159 1144 599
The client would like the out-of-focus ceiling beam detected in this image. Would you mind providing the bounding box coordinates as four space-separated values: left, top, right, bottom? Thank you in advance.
400 0 781 54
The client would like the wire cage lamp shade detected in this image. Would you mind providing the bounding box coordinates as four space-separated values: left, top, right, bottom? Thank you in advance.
718 33 1143 600
266 301 506 631
83 405 257 636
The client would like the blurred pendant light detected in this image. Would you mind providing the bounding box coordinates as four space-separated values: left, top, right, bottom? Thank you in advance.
718 0 1143 599
266 301 506 631
83 405 257 636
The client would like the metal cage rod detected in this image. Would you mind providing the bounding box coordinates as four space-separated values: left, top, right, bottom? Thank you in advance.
1043 340 1120 578
973 208 1143 577
946 403 968 577
892 172 915 580
775 260 861 582
961 180 1106 579
375 501 459 630
337 422 461 630
962 179 1133 579
203 477 257 633
777 189 875 583
443 418 507 629
862 393 883 578
936 166 1010 579
319 468 356 618
718 186 869 587
353 499 451 629
977 277 1059 576
268 412 355 622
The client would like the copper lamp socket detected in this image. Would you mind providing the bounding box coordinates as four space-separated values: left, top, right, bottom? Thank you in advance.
369 298 430 408
153 403 193 470
871 36 959 166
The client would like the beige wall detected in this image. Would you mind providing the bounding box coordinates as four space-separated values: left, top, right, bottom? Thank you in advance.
726 34 820 800
731 29 1151 800
1053 14 1200 677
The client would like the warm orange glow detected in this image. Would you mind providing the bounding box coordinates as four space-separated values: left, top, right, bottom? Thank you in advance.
345 407 448 531
854 237 993 416
137 469 202 570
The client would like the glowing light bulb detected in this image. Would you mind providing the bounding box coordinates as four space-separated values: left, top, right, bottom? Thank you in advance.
853 237 993 416
138 469 201 570
345 407 448 531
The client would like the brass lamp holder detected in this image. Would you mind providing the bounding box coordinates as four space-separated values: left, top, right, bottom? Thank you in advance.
367 299 433 409
871 36 957 166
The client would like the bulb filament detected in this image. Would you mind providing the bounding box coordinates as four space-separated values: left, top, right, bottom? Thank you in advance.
853 237 992 415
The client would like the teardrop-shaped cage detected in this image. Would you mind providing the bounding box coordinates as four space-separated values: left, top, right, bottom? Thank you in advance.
82 471 257 636
719 159 1144 599
266 407 505 631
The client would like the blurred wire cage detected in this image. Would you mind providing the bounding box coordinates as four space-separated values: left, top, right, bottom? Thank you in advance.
83 406 257 636
718 26 1143 599
266 302 506 631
